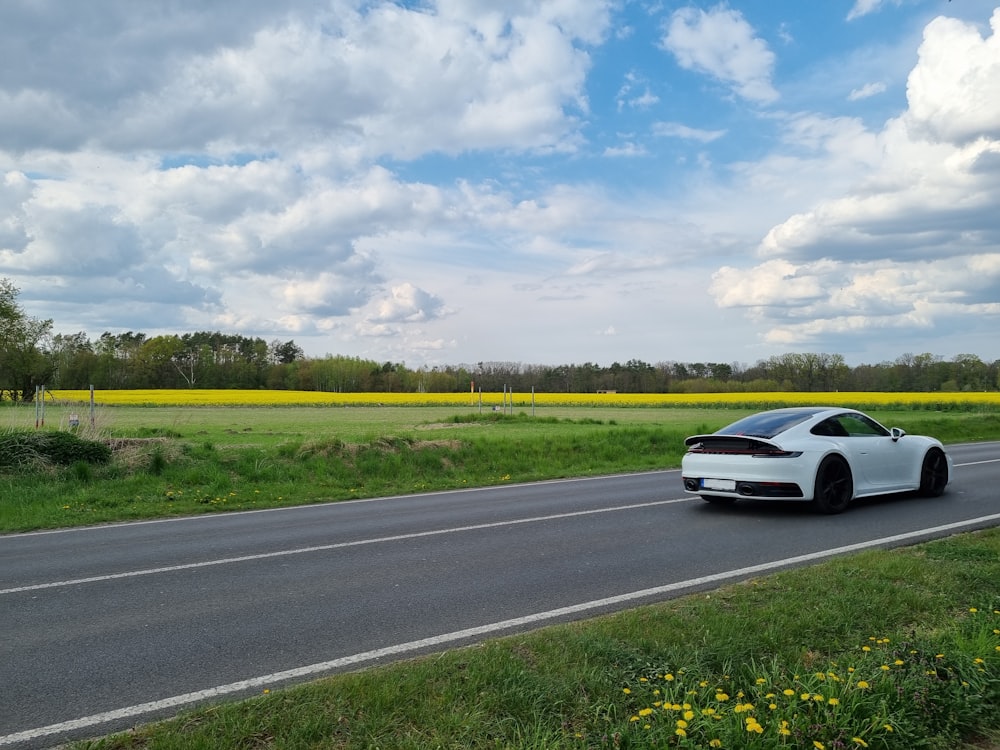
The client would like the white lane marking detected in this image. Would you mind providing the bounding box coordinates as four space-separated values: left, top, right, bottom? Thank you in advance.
0 470 681 539
954 458 1000 467
6 510 1000 748
0 498 692 595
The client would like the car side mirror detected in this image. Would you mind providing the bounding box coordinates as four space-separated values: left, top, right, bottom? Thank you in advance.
890 427 906 441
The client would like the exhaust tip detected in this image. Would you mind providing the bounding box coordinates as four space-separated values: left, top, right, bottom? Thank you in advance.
738 483 756 496
683 478 700 492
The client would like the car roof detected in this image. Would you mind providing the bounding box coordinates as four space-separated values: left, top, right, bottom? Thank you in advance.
713 406 849 439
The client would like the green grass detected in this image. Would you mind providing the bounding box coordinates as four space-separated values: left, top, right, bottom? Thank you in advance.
1 406 999 532
70 529 1000 750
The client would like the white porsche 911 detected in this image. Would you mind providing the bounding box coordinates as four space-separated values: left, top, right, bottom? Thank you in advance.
681 407 952 514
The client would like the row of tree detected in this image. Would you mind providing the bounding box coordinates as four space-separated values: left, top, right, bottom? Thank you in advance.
2 279 998 401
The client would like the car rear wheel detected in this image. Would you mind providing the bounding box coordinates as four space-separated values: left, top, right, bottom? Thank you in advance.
813 456 852 514
918 448 948 497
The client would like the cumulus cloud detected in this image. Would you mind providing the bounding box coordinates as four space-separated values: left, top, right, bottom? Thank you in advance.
661 5 778 104
712 9 1000 349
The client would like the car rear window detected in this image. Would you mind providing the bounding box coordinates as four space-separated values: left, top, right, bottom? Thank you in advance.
715 409 824 439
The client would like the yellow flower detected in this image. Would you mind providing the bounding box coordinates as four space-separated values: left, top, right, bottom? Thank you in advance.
783 689 795 696
970 608 978 613
676 720 688 729
828 697 840 706
675 727 687 738
709 740 722 748
638 708 653 717
683 710 694 721
853 738 869 748
664 673 675 681
715 692 730 701
814 742 826 750
884 724 894 733
856 680 870 689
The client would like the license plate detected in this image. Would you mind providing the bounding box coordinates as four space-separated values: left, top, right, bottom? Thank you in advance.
702 478 736 491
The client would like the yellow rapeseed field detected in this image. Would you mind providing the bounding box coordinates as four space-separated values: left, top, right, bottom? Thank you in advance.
48 389 1000 409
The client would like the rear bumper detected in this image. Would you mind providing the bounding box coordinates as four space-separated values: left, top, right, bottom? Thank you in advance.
682 476 804 498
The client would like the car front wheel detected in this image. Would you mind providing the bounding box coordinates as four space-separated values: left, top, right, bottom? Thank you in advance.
918 448 948 497
813 456 853 514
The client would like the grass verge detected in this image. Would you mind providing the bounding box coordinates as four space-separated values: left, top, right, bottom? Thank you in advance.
2 407 999 533
71 528 1000 749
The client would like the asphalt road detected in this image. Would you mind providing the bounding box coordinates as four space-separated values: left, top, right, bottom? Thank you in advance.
2 440 1000 748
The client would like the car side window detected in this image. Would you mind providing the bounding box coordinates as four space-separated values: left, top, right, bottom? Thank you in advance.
811 418 848 437
834 414 889 437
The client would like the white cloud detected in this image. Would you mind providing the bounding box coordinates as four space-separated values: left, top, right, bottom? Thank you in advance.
905 9 1000 144
848 81 887 101
368 283 450 324
661 5 778 104
711 10 1000 351
653 122 727 142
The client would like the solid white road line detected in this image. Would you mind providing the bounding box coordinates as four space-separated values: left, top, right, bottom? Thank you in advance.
0 498 692 596
5 510 1000 747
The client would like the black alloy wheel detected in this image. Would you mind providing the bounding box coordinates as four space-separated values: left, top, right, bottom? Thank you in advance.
813 456 853 514
918 448 948 497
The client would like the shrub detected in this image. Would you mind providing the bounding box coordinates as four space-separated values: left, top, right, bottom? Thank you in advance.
0 430 112 469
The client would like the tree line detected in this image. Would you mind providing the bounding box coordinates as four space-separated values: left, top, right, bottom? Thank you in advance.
2 278 998 401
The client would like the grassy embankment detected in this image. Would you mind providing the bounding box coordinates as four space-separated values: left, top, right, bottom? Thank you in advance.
2 394 999 748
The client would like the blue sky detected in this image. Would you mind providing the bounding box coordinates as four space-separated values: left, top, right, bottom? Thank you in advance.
1 0 998 369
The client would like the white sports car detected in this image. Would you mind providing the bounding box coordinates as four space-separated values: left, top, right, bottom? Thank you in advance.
681 407 952 514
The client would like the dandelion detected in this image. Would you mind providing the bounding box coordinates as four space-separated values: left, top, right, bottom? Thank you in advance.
853 738 869 748
676 719 688 730
709 740 722 748
828 697 840 706
814 742 826 750
856 680 870 689
883 724 894 733
783 689 795 696
675 728 687 738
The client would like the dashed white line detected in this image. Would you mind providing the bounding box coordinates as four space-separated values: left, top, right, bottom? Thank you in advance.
0 498 692 596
